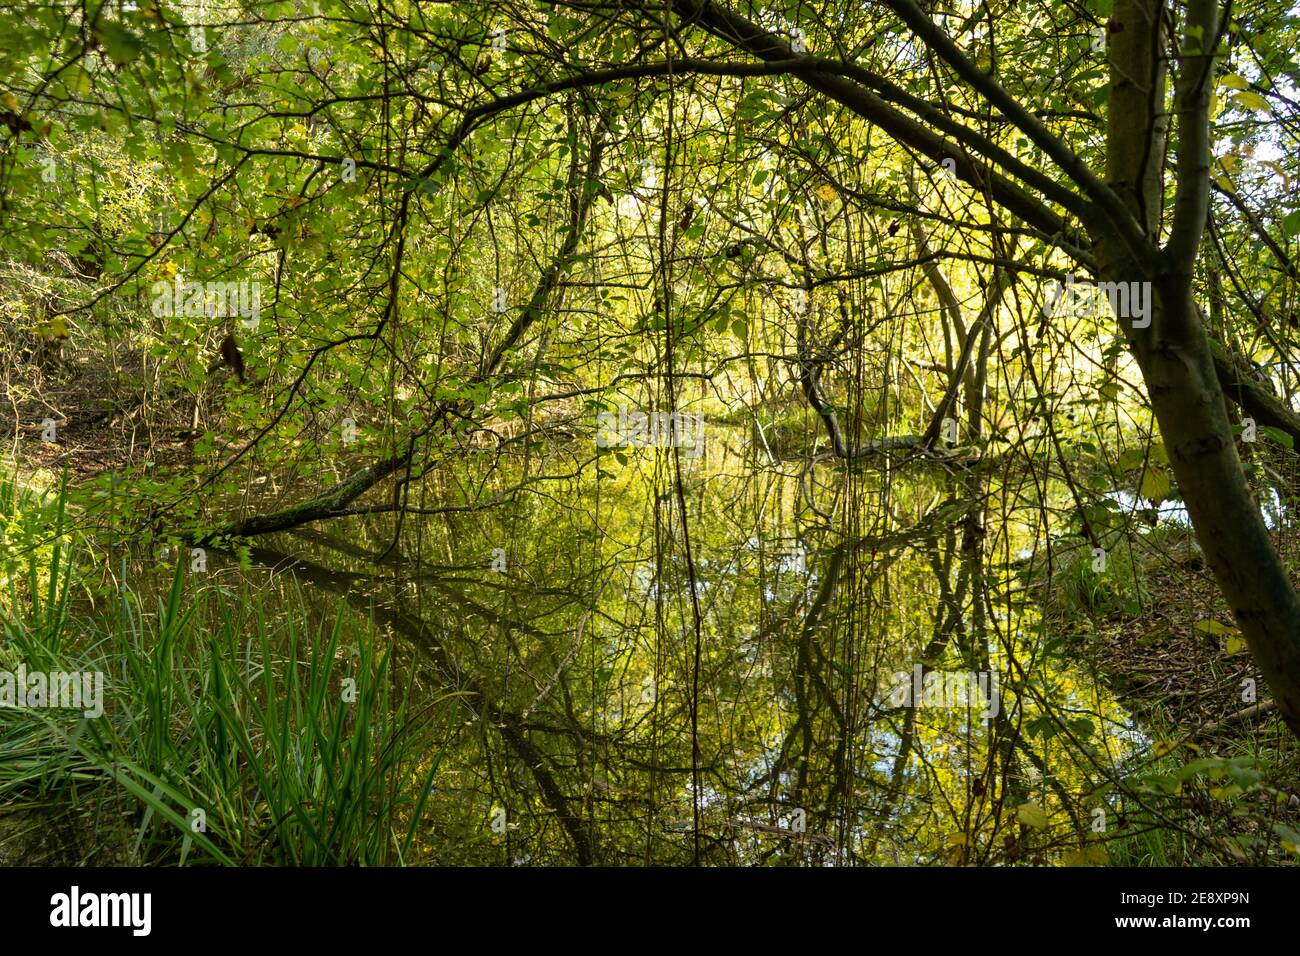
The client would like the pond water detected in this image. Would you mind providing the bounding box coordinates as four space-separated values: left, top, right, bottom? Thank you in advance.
103 427 1141 865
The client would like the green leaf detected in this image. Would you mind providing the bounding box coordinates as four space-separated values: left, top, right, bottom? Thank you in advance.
95 22 144 64
1117 447 1146 471
1069 717 1096 741
1194 619 1237 636
1258 425 1294 448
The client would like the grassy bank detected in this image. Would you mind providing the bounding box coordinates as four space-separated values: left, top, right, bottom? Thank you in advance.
1027 519 1300 866
0 472 451 865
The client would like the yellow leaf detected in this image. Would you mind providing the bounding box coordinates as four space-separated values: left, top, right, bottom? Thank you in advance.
1219 73 1249 90
1152 740 1178 759
1225 634 1249 655
1260 160 1290 189
1064 844 1109 866
1016 802 1049 829
816 182 837 202
1139 467 1170 503
1232 90 1271 113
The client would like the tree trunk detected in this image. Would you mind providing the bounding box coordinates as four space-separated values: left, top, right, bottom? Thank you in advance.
1102 0 1300 733
1135 285 1300 732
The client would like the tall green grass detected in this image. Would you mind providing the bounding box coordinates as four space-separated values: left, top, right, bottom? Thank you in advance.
0 470 455 865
